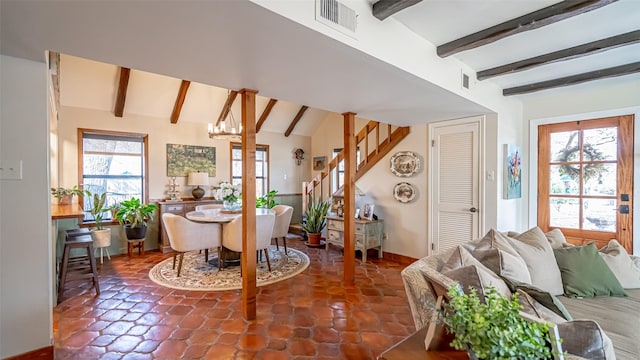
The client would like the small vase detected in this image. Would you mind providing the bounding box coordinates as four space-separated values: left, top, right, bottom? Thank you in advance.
223 200 241 211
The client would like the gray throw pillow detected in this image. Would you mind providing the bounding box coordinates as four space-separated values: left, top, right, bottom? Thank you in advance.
554 242 626 298
515 289 568 324
545 228 568 249
464 229 531 284
508 227 565 295
599 239 640 289
557 320 616 359
442 246 511 300
500 276 572 321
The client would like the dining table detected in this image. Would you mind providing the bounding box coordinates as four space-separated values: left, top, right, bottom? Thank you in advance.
185 208 275 267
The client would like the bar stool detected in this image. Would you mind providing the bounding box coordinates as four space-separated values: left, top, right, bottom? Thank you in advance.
58 231 100 303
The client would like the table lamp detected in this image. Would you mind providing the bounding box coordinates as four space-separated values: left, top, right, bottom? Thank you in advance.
188 172 209 200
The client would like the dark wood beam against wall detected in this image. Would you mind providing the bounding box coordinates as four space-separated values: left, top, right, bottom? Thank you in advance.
284 105 309 137
478 30 640 80
372 0 422 20
216 90 238 126
114 67 131 117
256 99 278 133
503 61 640 96
170 80 191 124
437 0 617 57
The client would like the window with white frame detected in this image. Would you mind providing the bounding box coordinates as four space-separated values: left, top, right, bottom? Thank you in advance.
79 129 148 222
231 142 269 197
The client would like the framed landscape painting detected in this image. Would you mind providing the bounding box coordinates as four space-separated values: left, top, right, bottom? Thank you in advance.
167 144 216 177
503 144 522 199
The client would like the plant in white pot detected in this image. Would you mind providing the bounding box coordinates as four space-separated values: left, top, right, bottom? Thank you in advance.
88 191 112 263
114 197 158 240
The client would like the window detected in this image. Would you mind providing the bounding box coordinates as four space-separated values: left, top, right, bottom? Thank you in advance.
230 142 269 197
79 129 149 222
331 147 360 194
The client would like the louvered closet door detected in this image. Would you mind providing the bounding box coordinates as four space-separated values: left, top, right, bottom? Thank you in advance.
431 120 480 255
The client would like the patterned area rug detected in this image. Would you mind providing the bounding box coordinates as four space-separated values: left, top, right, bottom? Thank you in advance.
148 245 310 291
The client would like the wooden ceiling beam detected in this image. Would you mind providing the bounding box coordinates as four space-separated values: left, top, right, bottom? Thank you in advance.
284 105 309 137
503 61 640 96
478 30 640 80
437 0 617 57
170 80 191 124
256 98 278 133
216 90 238 126
372 0 422 21
114 67 130 117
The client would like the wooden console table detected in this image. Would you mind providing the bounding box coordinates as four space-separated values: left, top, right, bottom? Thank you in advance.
326 215 384 262
378 326 468 360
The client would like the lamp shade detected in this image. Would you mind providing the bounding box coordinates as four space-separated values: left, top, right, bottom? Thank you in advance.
188 172 209 186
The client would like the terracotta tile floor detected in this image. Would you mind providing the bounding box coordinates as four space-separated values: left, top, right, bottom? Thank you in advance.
54 235 415 359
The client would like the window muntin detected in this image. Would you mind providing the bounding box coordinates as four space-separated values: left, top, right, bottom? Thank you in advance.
231 143 269 197
79 130 148 222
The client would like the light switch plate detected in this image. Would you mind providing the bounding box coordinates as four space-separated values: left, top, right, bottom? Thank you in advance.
0 160 23 180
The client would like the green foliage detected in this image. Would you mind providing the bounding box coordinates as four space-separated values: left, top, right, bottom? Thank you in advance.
114 197 158 228
88 192 110 230
256 190 278 208
443 286 553 360
302 198 330 234
50 185 88 199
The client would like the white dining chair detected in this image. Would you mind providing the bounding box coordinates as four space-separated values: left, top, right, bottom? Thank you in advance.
195 204 224 211
161 213 222 276
271 205 294 254
222 212 275 271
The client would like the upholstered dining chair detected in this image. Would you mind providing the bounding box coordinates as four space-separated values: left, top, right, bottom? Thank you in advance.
222 212 276 271
271 205 293 254
195 204 223 211
161 213 222 276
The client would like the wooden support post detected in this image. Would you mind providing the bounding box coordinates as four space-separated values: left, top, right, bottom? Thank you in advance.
343 112 356 284
240 88 258 321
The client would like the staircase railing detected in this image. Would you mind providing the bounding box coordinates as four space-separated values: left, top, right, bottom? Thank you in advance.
302 121 410 211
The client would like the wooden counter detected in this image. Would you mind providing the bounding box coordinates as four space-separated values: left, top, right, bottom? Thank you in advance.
51 203 85 220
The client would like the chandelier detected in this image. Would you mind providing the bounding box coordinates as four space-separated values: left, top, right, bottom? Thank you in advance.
208 92 242 140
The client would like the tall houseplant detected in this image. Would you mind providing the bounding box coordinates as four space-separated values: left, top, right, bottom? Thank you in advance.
302 198 330 246
114 197 158 240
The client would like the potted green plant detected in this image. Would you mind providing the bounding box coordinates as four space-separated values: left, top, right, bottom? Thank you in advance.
51 185 88 204
443 286 556 360
87 191 112 259
302 198 330 246
256 189 278 208
114 197 158 239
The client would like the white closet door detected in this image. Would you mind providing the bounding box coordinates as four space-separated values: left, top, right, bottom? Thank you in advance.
430 119 481 255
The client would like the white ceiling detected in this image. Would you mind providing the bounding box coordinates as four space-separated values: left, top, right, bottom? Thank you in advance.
1 0 639 130
393 0 640 95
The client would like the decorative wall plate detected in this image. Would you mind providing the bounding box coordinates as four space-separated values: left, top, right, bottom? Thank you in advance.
390 151 420 177
393 182 416 203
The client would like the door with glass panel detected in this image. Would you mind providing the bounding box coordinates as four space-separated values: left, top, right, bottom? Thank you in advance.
538 115 634 252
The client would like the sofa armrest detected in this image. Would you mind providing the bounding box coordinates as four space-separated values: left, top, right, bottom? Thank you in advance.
401 252 456 330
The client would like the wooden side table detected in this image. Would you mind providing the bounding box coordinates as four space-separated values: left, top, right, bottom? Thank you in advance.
127 238 145 257
377 326 468 360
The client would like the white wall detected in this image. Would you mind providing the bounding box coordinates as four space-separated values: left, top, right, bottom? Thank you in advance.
0 55 52 357
57 106 311 199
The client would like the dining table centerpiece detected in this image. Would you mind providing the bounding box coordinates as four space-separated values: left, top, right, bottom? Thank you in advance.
214 182 242 211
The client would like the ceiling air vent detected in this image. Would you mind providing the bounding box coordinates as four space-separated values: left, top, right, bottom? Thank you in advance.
315 0 358 38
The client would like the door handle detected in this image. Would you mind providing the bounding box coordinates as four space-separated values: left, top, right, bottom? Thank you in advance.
469 207 477 213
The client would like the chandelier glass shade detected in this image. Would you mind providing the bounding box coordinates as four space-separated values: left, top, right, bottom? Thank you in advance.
208 108 242 141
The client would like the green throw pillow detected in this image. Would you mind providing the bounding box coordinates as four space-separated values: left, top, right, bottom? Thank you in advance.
553 243 627 298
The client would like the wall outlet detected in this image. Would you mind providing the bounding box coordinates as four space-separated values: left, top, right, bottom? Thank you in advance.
0 160 23 180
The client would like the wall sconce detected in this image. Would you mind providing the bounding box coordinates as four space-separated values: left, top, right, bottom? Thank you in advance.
294 148 305 166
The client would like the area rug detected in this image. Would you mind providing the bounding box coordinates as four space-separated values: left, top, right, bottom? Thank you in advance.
148 245 309 291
